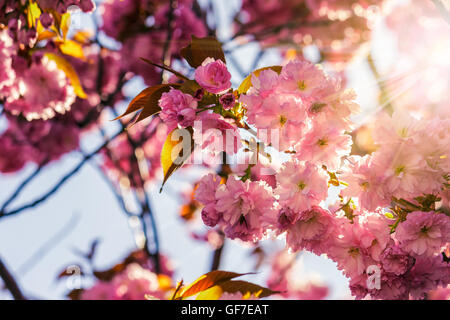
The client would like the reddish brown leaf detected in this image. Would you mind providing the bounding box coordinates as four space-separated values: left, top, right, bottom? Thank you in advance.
114 83 180 122
213 280 279 298
67 288 84 300
180 36 226 68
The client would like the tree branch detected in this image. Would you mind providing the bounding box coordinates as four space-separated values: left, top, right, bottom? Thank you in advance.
0 257 26 300
0 129 125 218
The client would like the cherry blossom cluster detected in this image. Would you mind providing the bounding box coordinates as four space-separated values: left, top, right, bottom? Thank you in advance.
341 111 450 210
0 48 122 173
0 31 75 120
158 57 241 157
178 56 450 299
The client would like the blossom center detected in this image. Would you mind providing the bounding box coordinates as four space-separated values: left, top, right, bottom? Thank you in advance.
348 247 360 257
297 80 306 91
420 226 429 235
360 181 369 191
395 165 405 176
297 181 306 190
310 102 327 113
317 138 328 146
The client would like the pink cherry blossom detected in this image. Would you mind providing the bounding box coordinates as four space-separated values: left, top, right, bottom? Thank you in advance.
82 264 164 300
406 255 449 300
428 285 450 300
251 94 307 151
285 206 336 255
380 244 414 276
195 173 222 227
295 125 352 171
214 176 277 242
194 112 241 156
327 216 377 277
159 88 198 130
395 211 450 257
195 58 232 94
275 161 328 213
340 155 390 211
4 57 76 120
0 29 15 92
279 60 327 98
219 93 236 110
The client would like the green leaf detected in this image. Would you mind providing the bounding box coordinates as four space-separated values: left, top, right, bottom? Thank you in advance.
180 36 226 68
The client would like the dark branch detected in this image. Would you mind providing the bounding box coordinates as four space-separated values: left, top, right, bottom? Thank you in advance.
0 160 48 213
0 257 26 300
210 232 225 271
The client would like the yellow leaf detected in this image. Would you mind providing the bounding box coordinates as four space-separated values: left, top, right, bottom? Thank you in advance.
37 29 57 42
44 52 87 99
73 30 92 44
57 39 85 60
176 271 250 300
27 0 41 28
61 12 71 40
195 286 223 300
161 127 195 191
237 66 282 94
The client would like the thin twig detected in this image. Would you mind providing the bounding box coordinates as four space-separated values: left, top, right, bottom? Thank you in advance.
0 160 48 213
